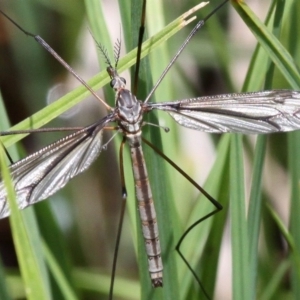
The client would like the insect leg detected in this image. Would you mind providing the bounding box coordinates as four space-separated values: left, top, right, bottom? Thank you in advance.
108 136 127 300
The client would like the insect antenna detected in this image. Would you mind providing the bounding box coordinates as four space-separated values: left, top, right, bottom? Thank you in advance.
96 42 113 69
113 37 121 68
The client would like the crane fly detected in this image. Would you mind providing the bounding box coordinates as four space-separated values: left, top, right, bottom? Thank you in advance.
0 0 300 299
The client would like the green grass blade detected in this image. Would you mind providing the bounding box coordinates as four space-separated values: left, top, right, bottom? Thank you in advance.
245 3 284 299
131 0 179 298
242 0 276 91
247 135 266 299
231 1 300 298
0 92 12 300
0 257 10 300
42 241 78 300
4 271 24 299
73 268 140 299
230 134 250 300
0 87 52 299
232 0 300 89
285 1 300 298
288 129 300 298
260 259 291 300
0 149 51 300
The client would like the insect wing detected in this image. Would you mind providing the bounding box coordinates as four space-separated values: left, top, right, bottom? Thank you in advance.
0 116 113 219
150 90 300 134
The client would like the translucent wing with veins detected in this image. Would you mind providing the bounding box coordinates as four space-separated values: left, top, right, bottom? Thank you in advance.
2 90 300 220
0 115 113 219
149 90 300 134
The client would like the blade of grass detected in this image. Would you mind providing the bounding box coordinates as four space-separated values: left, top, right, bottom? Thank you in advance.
288 129 300 298
242 0 276 91
0 149 51 300
42 241 78 300
244 2 284 299
5 271 24 299
286 1 300 298
0 93 12 300
73 268 140 299
232 1 300 298
265 202 300 273
230 134 250 300
131 0 179 298
246 135 266 299
0 89 53 299
0 258 10 300
231 0 300 89
260 259 291 300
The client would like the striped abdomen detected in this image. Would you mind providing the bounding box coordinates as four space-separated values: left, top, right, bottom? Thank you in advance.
127 132 163 287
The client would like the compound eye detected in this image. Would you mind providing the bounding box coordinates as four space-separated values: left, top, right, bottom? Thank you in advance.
110 79 116 88
121 77 126 85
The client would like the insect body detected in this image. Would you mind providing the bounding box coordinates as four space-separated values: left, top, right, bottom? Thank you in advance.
0 1 300 298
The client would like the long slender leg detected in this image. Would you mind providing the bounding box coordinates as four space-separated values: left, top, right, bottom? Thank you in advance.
144 0 229 103
0 9 110 111
109 136 127 300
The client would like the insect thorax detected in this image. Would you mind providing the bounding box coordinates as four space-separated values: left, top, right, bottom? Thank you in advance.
117 89 143 133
